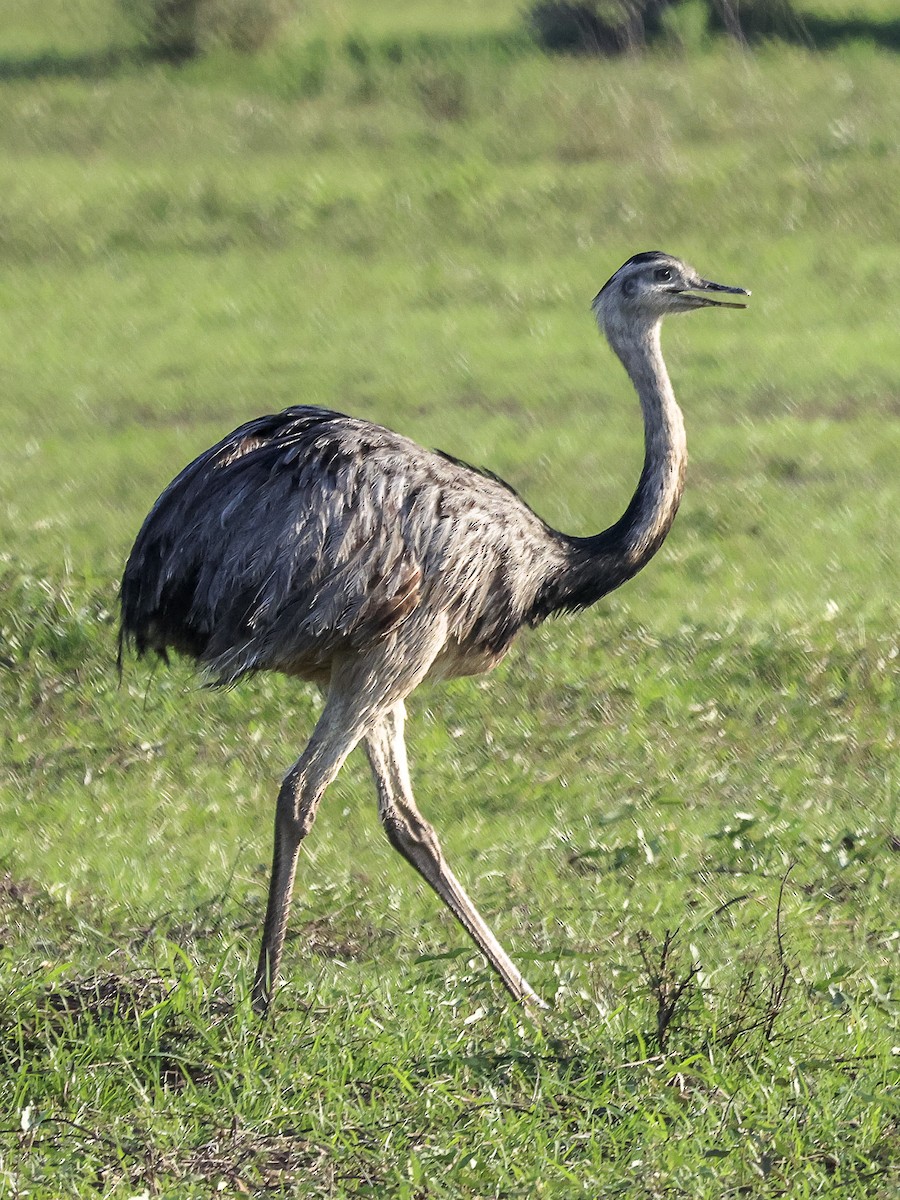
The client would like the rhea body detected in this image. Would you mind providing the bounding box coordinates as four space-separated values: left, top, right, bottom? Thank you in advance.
120 252 748 1014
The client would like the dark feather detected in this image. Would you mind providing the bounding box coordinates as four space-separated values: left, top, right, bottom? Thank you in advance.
120 406 573 684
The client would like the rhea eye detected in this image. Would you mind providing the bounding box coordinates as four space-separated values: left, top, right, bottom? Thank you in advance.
654 267 673 282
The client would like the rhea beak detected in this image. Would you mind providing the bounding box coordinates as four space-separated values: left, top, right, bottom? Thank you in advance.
682 278 751 309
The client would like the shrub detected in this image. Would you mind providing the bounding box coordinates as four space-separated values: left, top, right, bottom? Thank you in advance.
706 0 804 41
121 0 296 60
528 0 802 54
528 0 669 54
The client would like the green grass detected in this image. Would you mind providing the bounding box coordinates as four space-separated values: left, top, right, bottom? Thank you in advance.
0 2 898 1196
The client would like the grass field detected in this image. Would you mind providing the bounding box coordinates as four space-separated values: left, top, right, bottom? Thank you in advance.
0 1 898 1195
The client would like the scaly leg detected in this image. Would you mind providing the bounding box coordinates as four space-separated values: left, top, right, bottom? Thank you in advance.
252 620 449 1016
365 701 548 1012
251 690 369 1015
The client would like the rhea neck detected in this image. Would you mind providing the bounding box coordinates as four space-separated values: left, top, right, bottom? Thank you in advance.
554 310 687 611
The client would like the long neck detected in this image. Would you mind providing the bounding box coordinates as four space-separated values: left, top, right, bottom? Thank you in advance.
551 318 687 612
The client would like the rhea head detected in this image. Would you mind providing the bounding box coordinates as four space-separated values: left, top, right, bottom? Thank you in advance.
592 251 749 344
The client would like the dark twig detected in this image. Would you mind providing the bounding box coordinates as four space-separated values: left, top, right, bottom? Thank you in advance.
710 892 752 921
763 862 795 1042
636 929 702 1054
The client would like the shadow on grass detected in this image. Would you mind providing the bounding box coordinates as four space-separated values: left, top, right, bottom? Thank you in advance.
797 13 900 50
0 44 206 83
0 14 897 86
0 47 142 82
343 17 900 56
0 30 526 85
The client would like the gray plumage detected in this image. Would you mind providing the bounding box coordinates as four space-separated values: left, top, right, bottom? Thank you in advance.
120 252 748 1015
122 408 570 685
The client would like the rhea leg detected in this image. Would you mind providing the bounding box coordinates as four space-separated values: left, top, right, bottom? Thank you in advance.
365 702 547 1011
251 690 370 1015
252 622 449 1016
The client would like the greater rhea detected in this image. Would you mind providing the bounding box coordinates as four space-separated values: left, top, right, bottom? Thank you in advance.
120 251 749 1014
